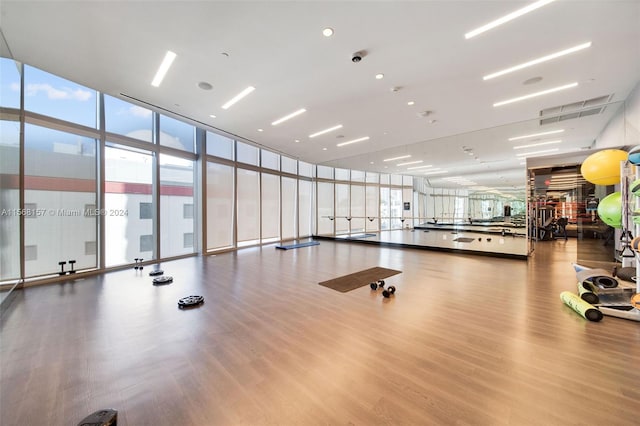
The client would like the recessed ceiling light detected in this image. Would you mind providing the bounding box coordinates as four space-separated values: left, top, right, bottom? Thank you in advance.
375 73 384 80
257 128 263 132
423 170 447 175
198 81 213 90
407 101 415 106
221 86 255 109
151 50 177 87
513 140 562 149
465 0 556 39
493 82 578 107
337 136 370 147
294 139 300 143
508 129 564 141
383 155 411 162
322 147 328 151
309 124 343 138
483 42 591 80
397 160 423 166
370 161 374 164
515 148 560 157
271 108 307 126
407 165 433 170
322 28 334 37
209 114 216 118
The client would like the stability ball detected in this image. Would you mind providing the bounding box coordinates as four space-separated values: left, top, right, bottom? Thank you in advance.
628 145 640 165
597 192 622 228
580 149 627 185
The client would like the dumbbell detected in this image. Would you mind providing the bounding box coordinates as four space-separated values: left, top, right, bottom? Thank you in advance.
382 286 396 298
134 258 144 270
370 279 385 290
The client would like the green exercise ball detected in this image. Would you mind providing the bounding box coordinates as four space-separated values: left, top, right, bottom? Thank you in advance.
580 149 627 185
597 192 622 228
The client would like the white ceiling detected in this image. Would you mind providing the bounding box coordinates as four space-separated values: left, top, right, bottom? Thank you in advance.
1 0 639 189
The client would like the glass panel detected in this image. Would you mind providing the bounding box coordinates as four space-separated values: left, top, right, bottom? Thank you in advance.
366 185 379 232
380 187 390 230
282 177 297 240
237 141 259 165
351 185 365 233
206 131 234 160
206 162 234 250
298 180 312 237
391 174 403 186
298 161 313 177
104 95 153 142
281 156 297 174
317 165 333 179
159 115 195 152
237 168 260 245
317 182 334 235
0 120 21 280
0 58 21 108
24 124 97 276
261 173 280 242
366 172 379 183
105 145 154 267
390 188 403 229
351 170 365 182
24 65 97 128
335 184 349 234
335 168 349 181
380 174 390 185
403 175 413 186
160 154 195 257
261 150 279 171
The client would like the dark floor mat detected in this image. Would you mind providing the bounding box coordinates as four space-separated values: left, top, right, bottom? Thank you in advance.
453 237 475 243
318 266 402 293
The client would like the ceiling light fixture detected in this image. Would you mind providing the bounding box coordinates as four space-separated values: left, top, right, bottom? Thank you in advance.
493 82 578 107
151 50 177 87
508 129 564 141
209 114 216 118
423 170 448 175
483 42 591 80
383 155 411 162
309 124 343 138
515 148 560 157
407 165 434 170
513 140 562 149
407 101 415 106
271 108 307 126
322 28 334 37
337 136 370 147
221 86 255 109
376 73 384 80
465 0 556 39
257 128 263 132
397 160 423 166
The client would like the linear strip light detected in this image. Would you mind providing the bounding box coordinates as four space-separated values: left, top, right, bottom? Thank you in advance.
515 148 559 157
337 136 370 147
407 164 433 170
397 160 423 166
508 129 564 141
383 155 411 162
423 170 448 175
271 108 307 126
309 124 343 138
513 140 562 149
222 86 256 110
493 82 578 107
151 51 177 87
465 0 556 39
483 42 591 80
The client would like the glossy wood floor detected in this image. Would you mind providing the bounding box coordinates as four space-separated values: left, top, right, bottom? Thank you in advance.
1 239 638 425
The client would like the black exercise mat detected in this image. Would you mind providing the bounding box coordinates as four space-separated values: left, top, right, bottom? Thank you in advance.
276 241 320 250
318 266 402 293
453 237 475 243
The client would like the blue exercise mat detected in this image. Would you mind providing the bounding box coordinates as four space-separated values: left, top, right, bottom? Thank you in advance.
276 241 320 250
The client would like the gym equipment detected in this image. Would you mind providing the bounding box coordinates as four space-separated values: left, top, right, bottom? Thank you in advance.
68 260 76 274
487 238 492 242
382 285 396 298
576 268 618 289
77 408 117 426
580 149 628 185
370 279 385 290
597 191 622 228
149 269 164 276
631 178 640 196
275 241 320 250
615 266 636 282
631 293 640 309
628 145 640 165
152 276 173 285
134 258 143 270
560 291 603 322
58 261 66 276
178 295 204 308
577 281 599 304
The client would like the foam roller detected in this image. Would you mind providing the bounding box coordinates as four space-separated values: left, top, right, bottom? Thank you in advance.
577 281 599 304
560 291 603 322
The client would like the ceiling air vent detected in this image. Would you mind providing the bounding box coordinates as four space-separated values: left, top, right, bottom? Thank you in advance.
539 94 613 125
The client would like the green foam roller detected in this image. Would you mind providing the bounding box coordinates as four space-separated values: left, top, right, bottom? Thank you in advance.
577 281 599 304
560 291 603 322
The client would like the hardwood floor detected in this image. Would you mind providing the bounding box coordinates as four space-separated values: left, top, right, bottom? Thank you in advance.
1 239 638 425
